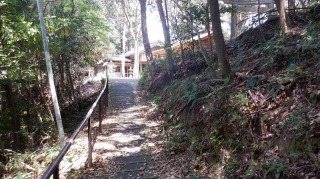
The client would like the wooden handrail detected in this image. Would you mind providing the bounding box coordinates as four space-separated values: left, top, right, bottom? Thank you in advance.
41 77 109 179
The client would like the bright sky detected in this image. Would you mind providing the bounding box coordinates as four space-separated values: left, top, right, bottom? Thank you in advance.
145 10 231 43
147 11 164 43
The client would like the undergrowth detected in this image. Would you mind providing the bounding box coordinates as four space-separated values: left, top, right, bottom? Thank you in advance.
3 145 60 178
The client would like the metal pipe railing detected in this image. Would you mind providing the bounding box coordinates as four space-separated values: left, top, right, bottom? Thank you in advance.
41 78 109 179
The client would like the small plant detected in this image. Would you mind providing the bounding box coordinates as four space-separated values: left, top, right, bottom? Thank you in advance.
246 75 262 88
190 136 200 152
231 92 249 107
223 158 240 179
149 95 162 106
189 174 200 179
263 160 289 178
245 160 261 178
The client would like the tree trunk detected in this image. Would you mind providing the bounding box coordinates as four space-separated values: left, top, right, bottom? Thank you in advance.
121 0 141 78
274 0 288 36
258 0 266 42
133 37 140 78
139 0 154 78
288 0 296 14
37 0 65 146
208 0 232 78
230 4 237 40
205 5 214 56
197 32 216 73
66 57 79 111
156 0 174 75
121 23 126 77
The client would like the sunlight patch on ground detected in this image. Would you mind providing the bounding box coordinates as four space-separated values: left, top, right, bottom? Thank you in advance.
108 133 142 143
94 142 117 151
119 146 142 153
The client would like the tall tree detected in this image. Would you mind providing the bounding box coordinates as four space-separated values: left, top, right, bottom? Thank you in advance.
156 0 174 75
139 0 154 78
274 0 288 36
208 0 231 78
121 0 141 78
36 0 65 146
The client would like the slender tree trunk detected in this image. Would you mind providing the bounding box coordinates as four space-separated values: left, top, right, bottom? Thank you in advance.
156 0 174 75
172 0 216 73
288 0 296 14
66 58 79 111
121 23 126 77
173 11 185 65
197 32 216 73
37 0 65 146
164 0 170 31
230 4 237 40
258 0 266 42
121 0 141 78
179 40 185 63
275 0 288 36
134 36 140 78
139 0 154 78
191 29 195 54
205 5 214 56
208 0 232 78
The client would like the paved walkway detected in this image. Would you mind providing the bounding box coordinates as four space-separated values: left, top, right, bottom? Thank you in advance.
80 78 160 178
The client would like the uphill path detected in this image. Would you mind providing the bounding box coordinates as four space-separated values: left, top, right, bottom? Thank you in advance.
77 78 161 178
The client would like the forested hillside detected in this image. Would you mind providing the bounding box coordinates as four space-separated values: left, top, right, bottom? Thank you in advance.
142 4 320 178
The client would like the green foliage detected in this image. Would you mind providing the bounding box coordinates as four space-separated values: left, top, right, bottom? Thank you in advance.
297 21 320 56
164 122 188 152
190 136 200 152
220 5 236 14
260 37 282 69
0 0 110 156
138 66 150 89
150 95 162 106
230 92 249 106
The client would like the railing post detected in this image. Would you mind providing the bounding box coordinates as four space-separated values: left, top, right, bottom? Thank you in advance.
106 79 109 107
53 165 59 179
105 89 107 115
99 98 102 133
88 117 92 167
